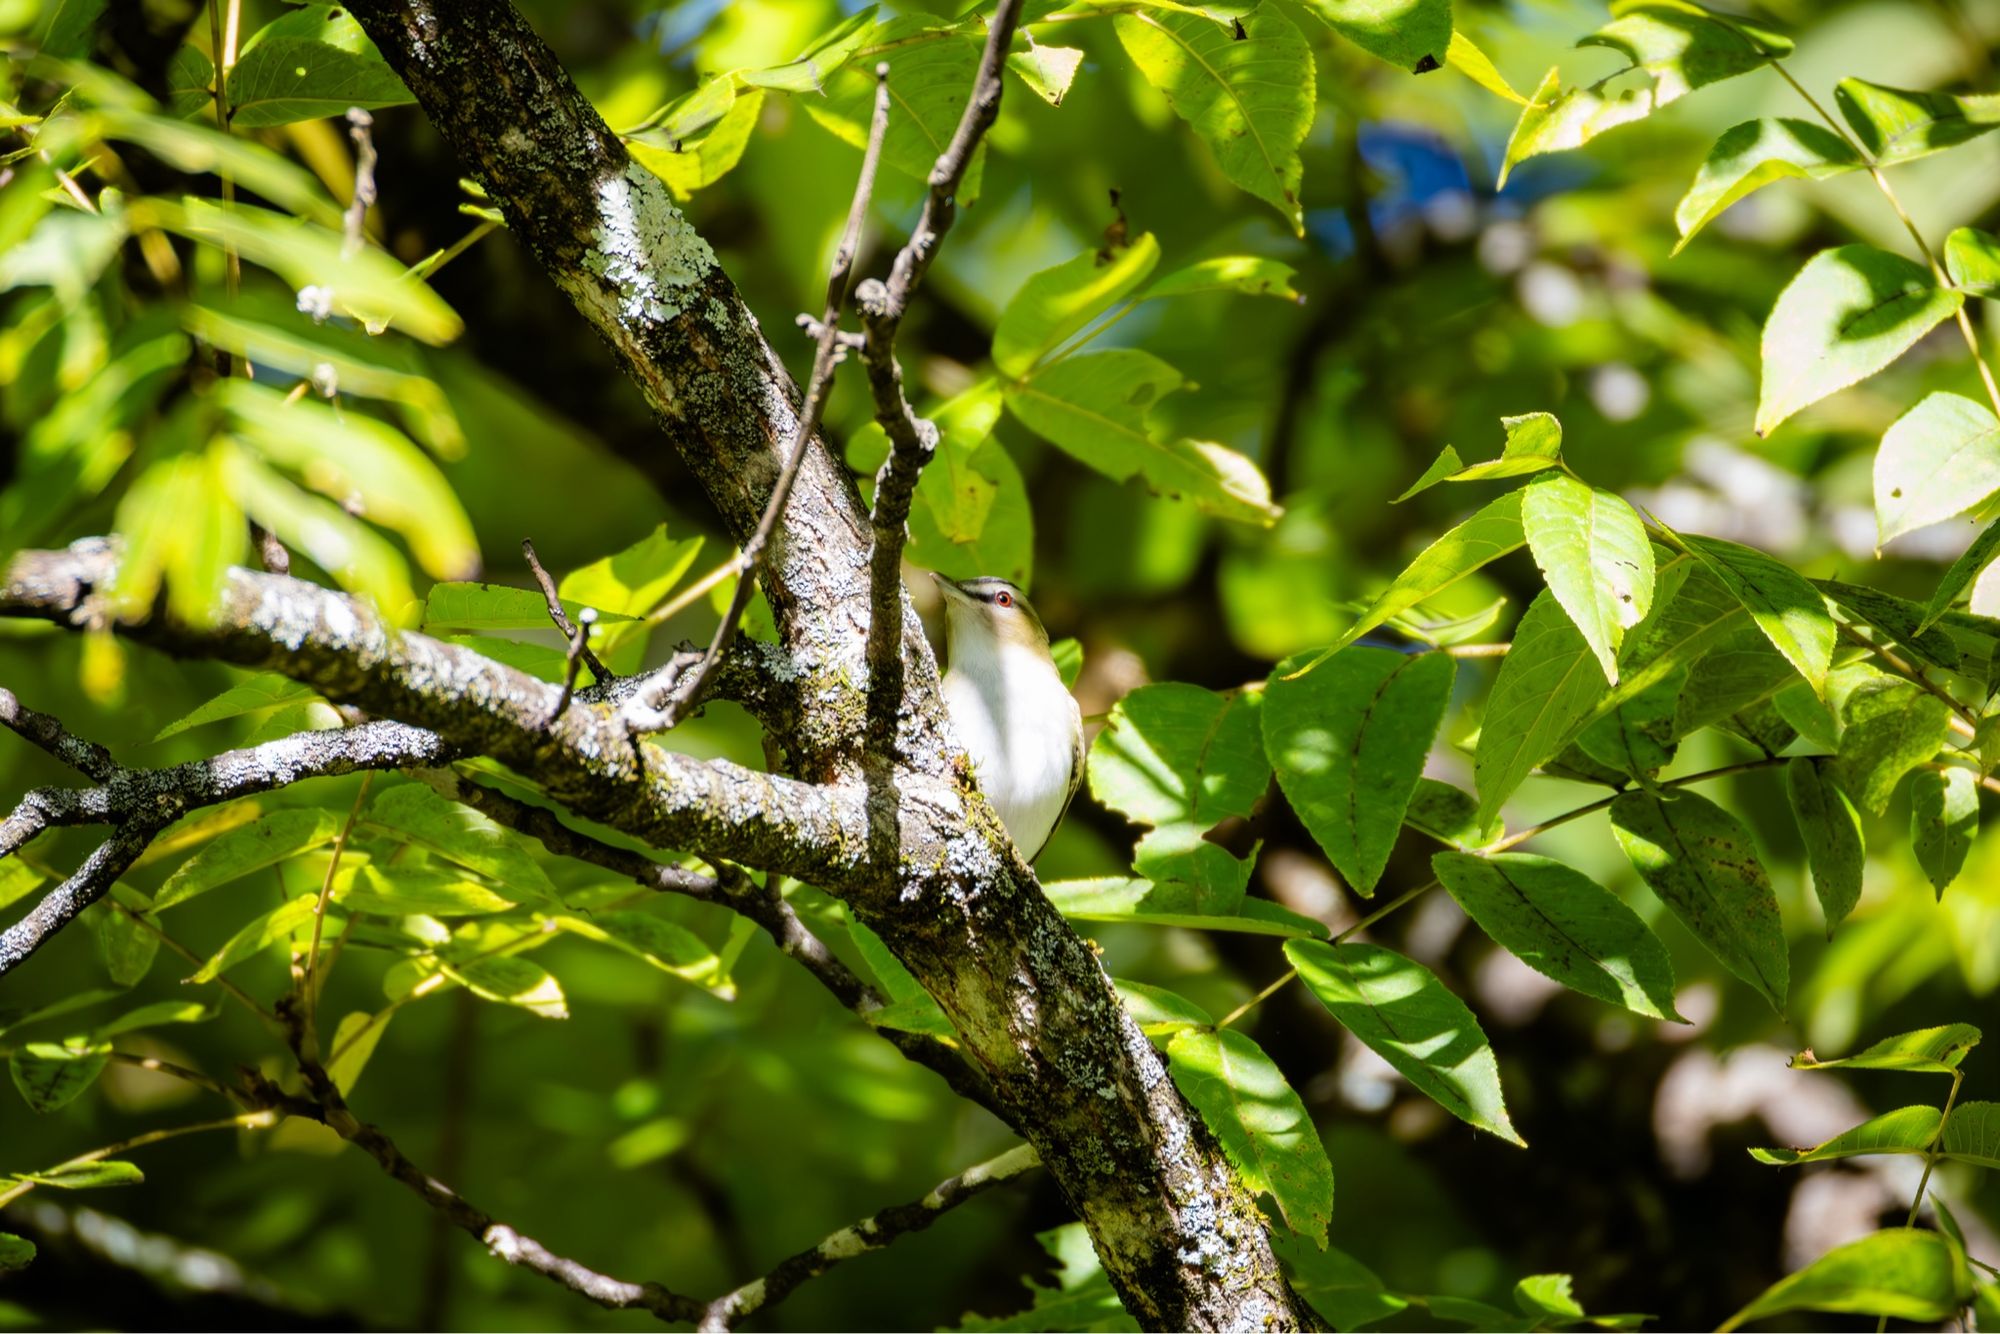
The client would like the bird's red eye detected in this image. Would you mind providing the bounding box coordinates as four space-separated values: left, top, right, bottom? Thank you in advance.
994 591 1013 608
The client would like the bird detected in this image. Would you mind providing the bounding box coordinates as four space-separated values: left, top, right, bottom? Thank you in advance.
931 573 1083 863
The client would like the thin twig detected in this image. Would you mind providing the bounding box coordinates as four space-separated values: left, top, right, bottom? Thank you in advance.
696 1144 1040 1330
644 554 738 628
342 108 378 259
619 64 894 740
522 537 611 686
857 0 1027 760
0 686 116 781
1836 621 1979 737
277 996 704 1323
0 1111 276 1211
301 772 374 1052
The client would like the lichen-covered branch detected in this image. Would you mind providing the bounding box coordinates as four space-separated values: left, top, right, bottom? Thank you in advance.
0 702 452 974
697 1143 1042 1331
1 542 867 894
858 0 1027 762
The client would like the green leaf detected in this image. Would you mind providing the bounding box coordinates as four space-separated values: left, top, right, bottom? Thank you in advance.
153 672 318 740
1050 637 1083 691
905 382 1035 587
217 379 478 581
1814 580 1962 675
88 898 157 987
191 894 318 983
1680 533 1832 691
1113 980 1213 1038
1043 878 1324 938
1320 489 1526 659
1610 789 1788 1015
165 43 212 118
11 1041 111 1112
334 864 514 917
423 581 635 633
1432 851 1684 1022
109 449 247 628
1875 393 2000 544
556 523 705 618
363 783 560 906
1576 663 1682 778
1912 767 1978 898
0 860 44 914
1139 256 1301 303
1007 42 1086 106
1474 590 1610 825
325 1010 385 1096
1500 4 1792 187
1942 1101 2000 1169
1004 349 1279 525
126 196 460 345
1756 245 1963 437
554 912 728 997
953 1224 1135 1333
1920 517 2000 632
629 87 765 200
92 999 216 1042
89 108 344 228
1718 1230 1969 1332
17 1161 143 1190
1945 226 2000 297
1165 1027 1334 1240
1264 647 1454 895
1445 30 1529 105
443 955 569 1019
226 4 414 127
1396 412 1564 500
1673 118 1859 253
1750 1105 1943 1166
219 444 415 615
1275 1236 1410 1330
1834 78 2000 167
1114 3 1315 234
1786 758 1865 932
1299 0 1450 74
1521 474 1654 682
1834 672 1951 816
0 1233 34 1272
806 17 987 203
1285 939 1523 1145
153 808 342 911
31 0 106 57
1794 1023 1982 1073
992 234 1161 378
0 989 122 1041
1404 778 1503 850
1088 684 1268 911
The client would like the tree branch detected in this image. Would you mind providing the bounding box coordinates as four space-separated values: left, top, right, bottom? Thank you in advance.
618 62 892 740
424 767 996 1113
269 999 705 1324
858 0 1026 761
697 1143 1041 1331
1 543 867 895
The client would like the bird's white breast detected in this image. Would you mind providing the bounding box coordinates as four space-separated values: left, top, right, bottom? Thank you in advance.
941 639 1078 859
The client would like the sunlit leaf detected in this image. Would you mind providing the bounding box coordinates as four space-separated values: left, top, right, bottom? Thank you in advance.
1433 851 1683 1021
1834 78 2000 167
992 235 1161 378
1793 1023 1982 1073
226 4 415 127
1718 1229 1969 1332
154 808 342 910
362 783 560 907
1522 474 1653 682
1833 670 1951 816
1265 647 1453 896
1673 118 1858 253
1911 767 1978 898
1474 590 1609 825
1286 939 1523 1145
1749 1104 1941 1166
1299 0 1450 74
1114 3 1314 234
1755 245 1962 437
1785 758 1865 932
1679 533 1832 691
1166 1027 1334 1240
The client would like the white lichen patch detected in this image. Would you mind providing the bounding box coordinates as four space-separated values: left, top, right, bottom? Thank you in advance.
586 162 716 326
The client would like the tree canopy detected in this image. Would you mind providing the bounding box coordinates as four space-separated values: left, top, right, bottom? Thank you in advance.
3 0 2000 1330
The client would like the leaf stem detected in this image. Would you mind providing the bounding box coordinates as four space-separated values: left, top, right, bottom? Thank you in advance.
1836 621 1979 736
302 773 373 1055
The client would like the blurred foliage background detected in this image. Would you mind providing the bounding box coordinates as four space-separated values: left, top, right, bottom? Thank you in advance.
3 0 2000 1329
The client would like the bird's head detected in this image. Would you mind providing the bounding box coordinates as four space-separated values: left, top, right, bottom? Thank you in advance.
930 573 1050 654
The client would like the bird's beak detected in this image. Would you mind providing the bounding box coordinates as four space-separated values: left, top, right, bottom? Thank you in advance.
929 571 970 603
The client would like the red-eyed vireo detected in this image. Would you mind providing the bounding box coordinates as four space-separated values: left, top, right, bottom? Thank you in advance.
931 574 1083 862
